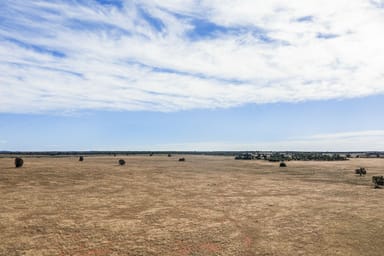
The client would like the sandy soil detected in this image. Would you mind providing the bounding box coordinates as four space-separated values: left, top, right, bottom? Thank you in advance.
0 155 383 256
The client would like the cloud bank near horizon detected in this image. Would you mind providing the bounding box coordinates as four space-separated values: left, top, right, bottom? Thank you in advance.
95 130 384 152
3 130 384 152
1 0 384 113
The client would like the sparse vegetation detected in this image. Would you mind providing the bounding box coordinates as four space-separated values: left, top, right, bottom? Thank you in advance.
79 156 84 161
355 167 366 176
0 156 384 255
280 161 287 167
235 153 255 160
168 154 172 157
14 157 24 168
268 152 348 162
232 152 350 162
179 157 185 162
118 159 126 166
372 176 384 188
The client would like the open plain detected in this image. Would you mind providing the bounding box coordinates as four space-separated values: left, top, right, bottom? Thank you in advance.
0 155 383 256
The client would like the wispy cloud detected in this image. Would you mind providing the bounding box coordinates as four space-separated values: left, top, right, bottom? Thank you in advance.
128 130 384 151
307 130 384 140
3 130 383 151
1 0 384 113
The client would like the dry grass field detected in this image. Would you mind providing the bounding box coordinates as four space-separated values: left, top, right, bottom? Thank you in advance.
0 155 383 256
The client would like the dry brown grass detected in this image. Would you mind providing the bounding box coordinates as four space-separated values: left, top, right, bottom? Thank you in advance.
0 155 383 256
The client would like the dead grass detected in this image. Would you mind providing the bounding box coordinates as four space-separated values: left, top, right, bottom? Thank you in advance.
0 155 383 255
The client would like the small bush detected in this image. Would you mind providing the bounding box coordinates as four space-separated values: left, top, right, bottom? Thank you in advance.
15 157 24 168
168 154 172 157
118 159 126 166
279 162 287 167
179 158 185 162
79 156 84 161
372 176 384 186
355 167 366 176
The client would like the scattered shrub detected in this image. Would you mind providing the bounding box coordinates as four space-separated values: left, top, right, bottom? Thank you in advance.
179 158 185 162
372 176 384 188
79 156 84 161
118 159 126 166
235 153 254 160
168 154 172 157
355 167 366 176
15 157 24 168
279 162 287 167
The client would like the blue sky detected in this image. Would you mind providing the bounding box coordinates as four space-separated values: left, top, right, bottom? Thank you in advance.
1 0 384 151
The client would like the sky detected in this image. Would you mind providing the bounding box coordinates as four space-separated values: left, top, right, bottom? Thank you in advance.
1 0 384 151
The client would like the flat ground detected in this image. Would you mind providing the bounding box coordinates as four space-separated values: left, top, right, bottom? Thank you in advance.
0 155 383 256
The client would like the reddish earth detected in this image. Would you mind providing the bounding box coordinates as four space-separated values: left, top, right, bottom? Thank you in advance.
0 155 383 255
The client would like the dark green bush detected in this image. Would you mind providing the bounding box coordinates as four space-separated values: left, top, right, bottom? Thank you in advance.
15 157 24 168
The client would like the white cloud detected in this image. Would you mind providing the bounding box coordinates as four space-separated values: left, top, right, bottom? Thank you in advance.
1 0 384 113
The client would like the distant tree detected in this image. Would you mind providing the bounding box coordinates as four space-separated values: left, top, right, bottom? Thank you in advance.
355 167 366 176
372 176 384 188
15 157 24 168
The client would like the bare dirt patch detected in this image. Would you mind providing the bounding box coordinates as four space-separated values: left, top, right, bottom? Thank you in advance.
0 155 383 255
